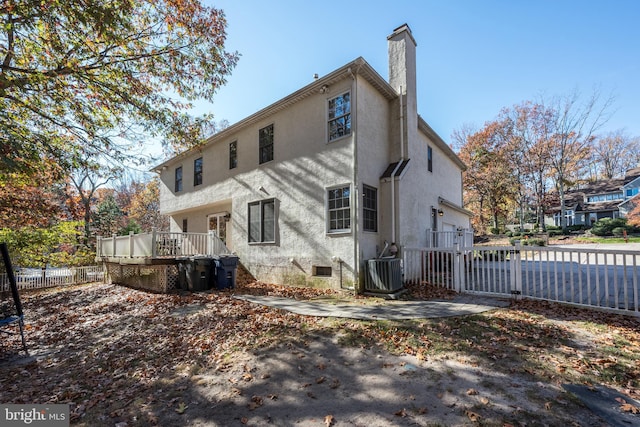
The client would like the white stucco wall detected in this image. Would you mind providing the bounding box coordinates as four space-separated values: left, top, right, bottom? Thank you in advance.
158 78 359 288
354 77 393 263
396 128 470 250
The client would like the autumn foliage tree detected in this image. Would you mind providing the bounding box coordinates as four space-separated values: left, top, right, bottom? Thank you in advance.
456 91 618 233
457 121 517 232
0 0 238 177
128 178 169 232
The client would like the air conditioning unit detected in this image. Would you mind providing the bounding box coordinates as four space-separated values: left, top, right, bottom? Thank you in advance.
364 258 403 293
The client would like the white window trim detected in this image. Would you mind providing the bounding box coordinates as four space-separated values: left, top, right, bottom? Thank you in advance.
326 183 352 235
326 90 352 144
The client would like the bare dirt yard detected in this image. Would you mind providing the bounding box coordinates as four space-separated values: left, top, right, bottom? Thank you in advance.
1 280 639 426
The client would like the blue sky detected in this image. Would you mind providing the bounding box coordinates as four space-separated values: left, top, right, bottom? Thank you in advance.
193 0 639 149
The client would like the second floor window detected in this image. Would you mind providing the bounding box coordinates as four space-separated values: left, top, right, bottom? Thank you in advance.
259 124 274 164
328 92 351 141
427 146 433 172
229 141 237 169
194 157 203 186
175 166 183 192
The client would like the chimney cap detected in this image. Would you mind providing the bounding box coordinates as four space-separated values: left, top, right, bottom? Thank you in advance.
392 23 412 33
387 23 417 45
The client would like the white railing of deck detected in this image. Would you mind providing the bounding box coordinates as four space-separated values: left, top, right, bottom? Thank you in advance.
404 242 640 316
96 230 231 258
426 229 474 248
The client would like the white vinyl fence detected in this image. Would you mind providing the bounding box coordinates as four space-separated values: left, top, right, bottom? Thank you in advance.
0 265 105 292
96 230 230 259
404 242 640 316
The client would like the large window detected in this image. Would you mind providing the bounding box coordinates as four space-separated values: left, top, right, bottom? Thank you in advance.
328 92 351 141
427 146 433 172
327 185 351 233
175 166 183 192
587 192 623 203
248 199 275 243
194 157 203 186
363 185 377 232
259 124 274 164
229 141 237 169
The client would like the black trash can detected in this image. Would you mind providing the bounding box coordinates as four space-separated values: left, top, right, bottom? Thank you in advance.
185 256 216 291
214 255 239 289
177 261 188 290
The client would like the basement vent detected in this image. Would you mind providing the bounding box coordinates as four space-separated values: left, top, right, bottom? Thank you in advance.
313 266 332 277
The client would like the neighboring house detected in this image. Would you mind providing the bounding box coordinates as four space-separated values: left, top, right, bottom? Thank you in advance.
154 24 471 289
545 167 640 227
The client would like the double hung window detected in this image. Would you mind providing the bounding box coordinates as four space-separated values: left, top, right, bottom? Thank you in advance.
194 157 203 186
259 125 274 164
175 166 183 192
327 185 351 233
328 92 351 142
362 185 377 232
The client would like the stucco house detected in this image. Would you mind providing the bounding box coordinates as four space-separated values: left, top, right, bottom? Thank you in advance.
154 24 471 289
545 167 640 227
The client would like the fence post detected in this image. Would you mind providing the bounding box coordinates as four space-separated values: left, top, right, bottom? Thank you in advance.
112 234 117 257
454 240 462 292
511 241 523 300
208 230 214 256
129 231 134 258
151 227 157 258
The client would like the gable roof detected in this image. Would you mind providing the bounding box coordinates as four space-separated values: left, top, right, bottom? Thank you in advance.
624 167 640 186
574 178 624 195
154 57 397 171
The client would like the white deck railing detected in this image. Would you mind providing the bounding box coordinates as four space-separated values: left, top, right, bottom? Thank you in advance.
96 230 231 259
426 228 474 248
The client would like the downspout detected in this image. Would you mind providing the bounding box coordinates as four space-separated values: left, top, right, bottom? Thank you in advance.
390 87 405 244
349 67 359 290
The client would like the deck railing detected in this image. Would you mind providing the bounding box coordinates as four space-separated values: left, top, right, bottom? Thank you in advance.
426 228 474 248
96 230 231 259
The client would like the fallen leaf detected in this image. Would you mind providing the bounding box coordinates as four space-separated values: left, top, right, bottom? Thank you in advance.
394 408 407 417
466 388 478 395
545 401 552 411
465 410 481 422
620 403 640 414
175 402 188 415
324 414 334 426
480 397 490 405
